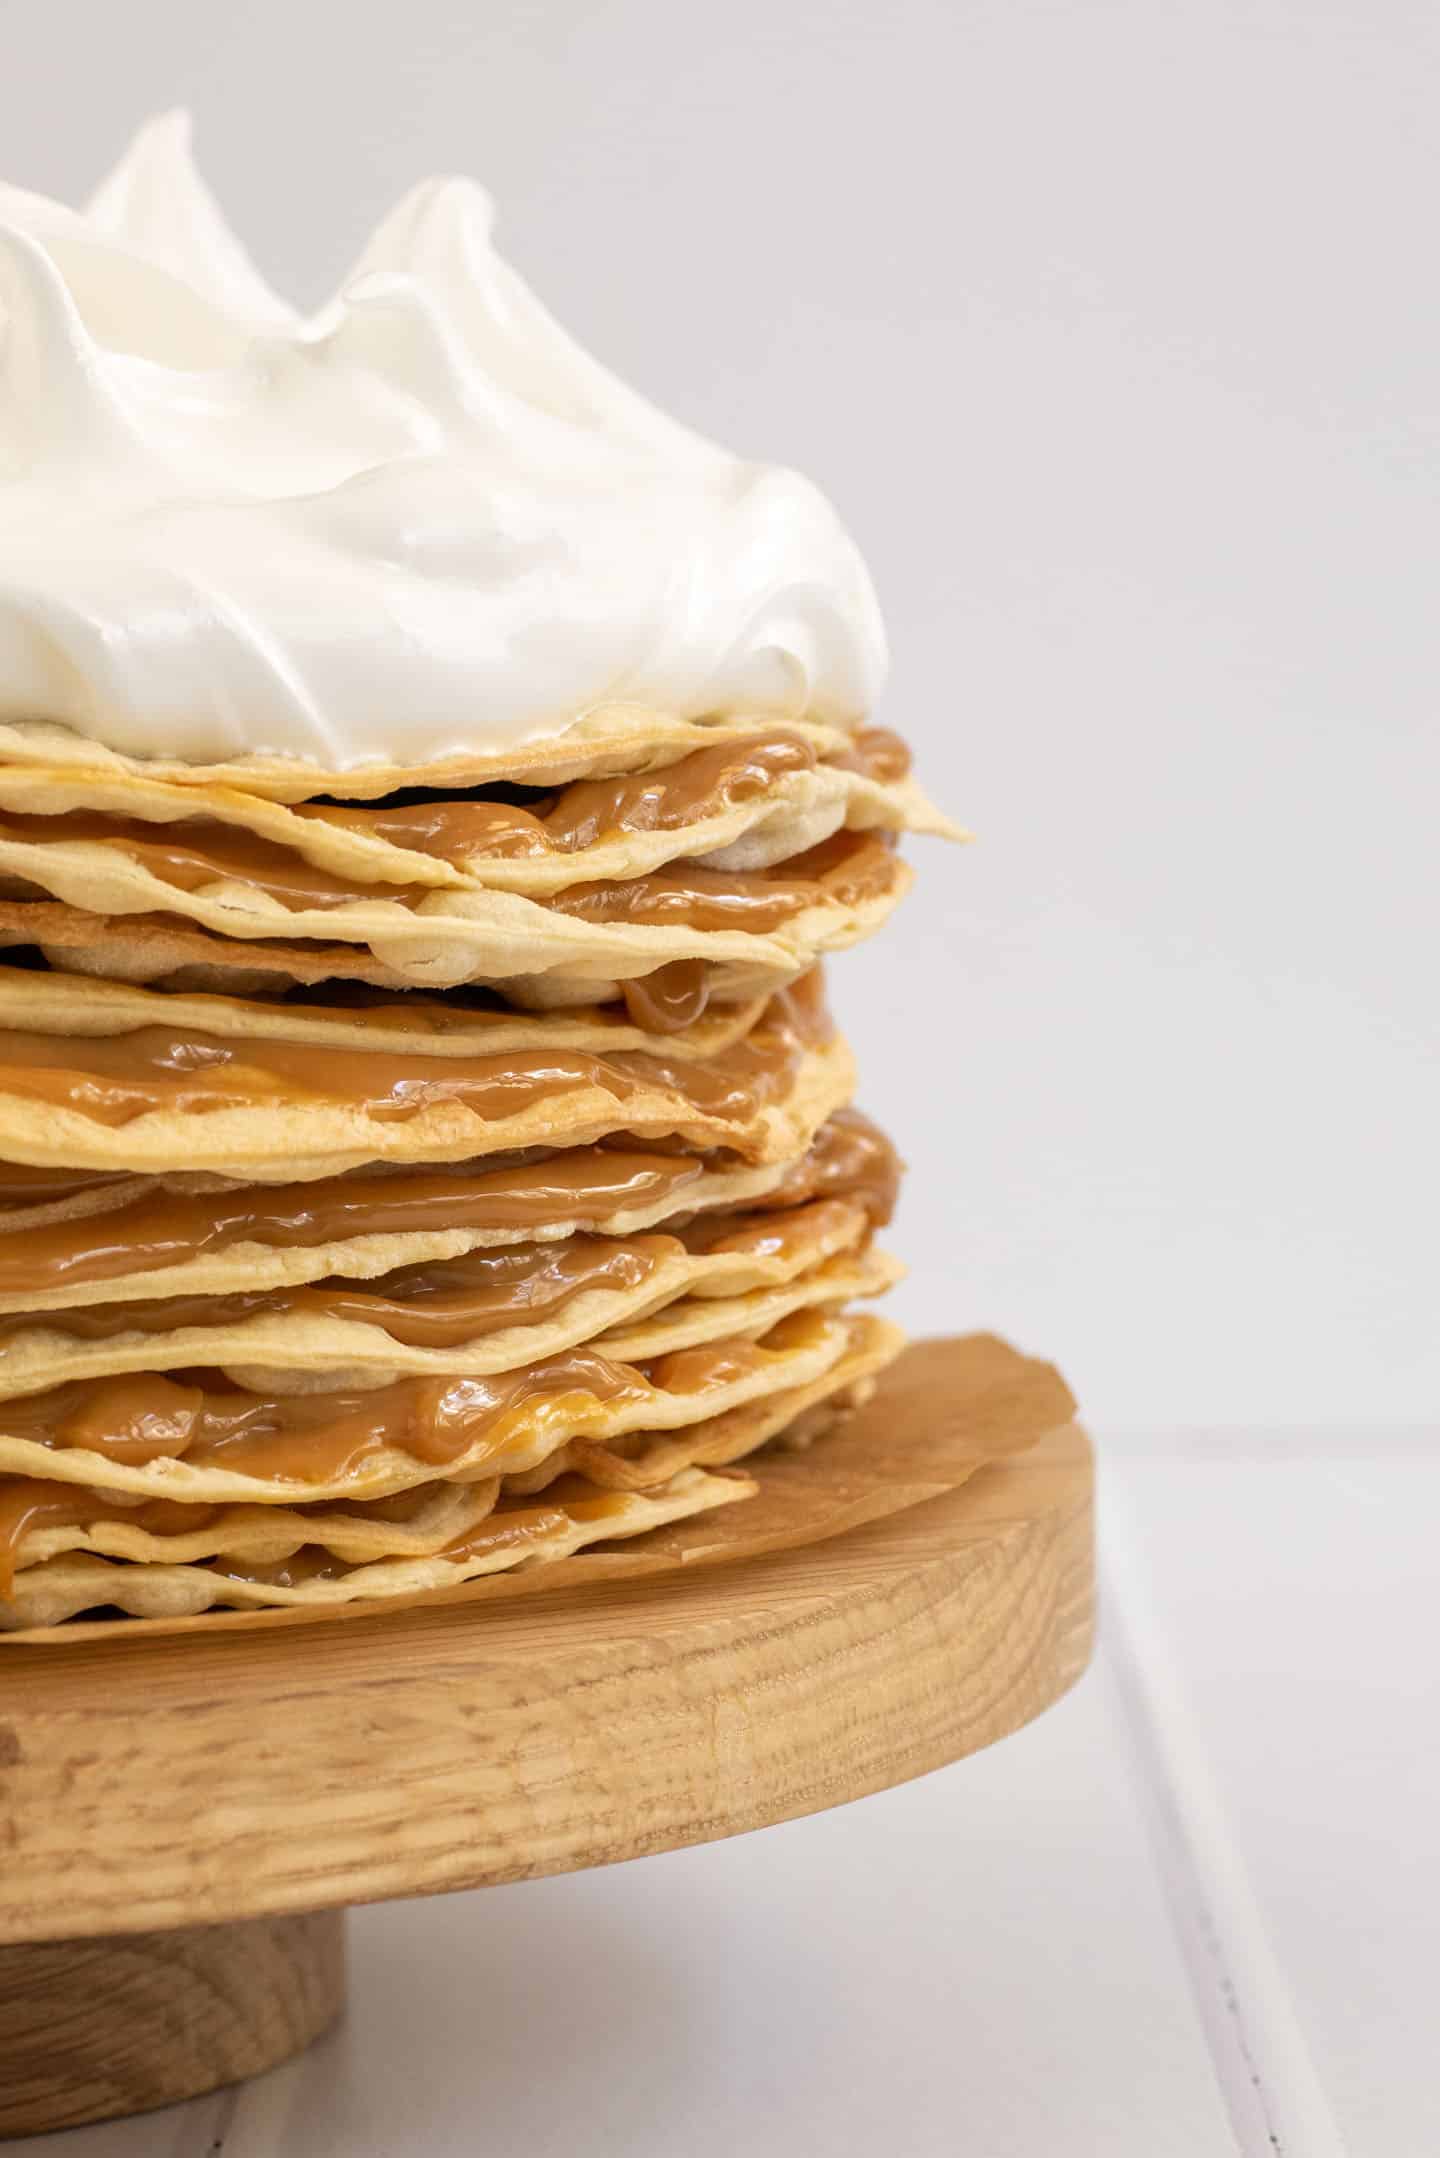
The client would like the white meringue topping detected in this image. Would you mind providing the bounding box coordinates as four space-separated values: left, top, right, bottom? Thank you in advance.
0 114 886 769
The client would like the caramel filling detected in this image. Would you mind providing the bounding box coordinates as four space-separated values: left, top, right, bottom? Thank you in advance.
0 811 429 910
0 1236 672 1349
0 1486 226 1595
0 1163 125 1206
211 1487 640 1589
6 1484 648 1594
547 831 897 933
0 1471 640 1596
0 1108 898 1299
0 813 897 928
0 1152 701 1297
298 731 819 861
0 1322 816 1484
0 723 908 906
757 1105 903 1226
432 1488 634 1566
0 1357 638 1479
0 974 829 1130
620 960 709 1034
0 1196 860 1351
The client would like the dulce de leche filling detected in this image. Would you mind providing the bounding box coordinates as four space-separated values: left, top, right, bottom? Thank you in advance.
545 831 897 934
0 820 898 927
0 813 429 909
0 734 909 915
0 1196 861 1351
0 1151 705 1299
0 1475 635 1596
758 1105 902 1225
209 1499 634 1592
0 1313 829 1485
0 1486 225 1595
0 972 831 1132
620 959 710 1034
0 1108 899 1301
298 730 823 861
0 1235 674 1350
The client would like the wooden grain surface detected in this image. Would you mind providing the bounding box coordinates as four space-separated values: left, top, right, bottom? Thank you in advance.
0 1337 1093 1947
0 1911 344 2138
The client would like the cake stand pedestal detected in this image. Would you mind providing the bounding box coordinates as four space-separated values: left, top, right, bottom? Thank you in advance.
0 1336 1092 2138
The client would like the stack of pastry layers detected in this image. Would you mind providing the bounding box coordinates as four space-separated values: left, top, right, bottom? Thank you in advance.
0 709 951 1626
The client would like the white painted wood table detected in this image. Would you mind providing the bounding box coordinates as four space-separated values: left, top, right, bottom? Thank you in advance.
12 1431 1432 2158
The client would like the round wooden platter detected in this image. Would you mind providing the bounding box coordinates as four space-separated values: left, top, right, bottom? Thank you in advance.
0 1335 1092 2139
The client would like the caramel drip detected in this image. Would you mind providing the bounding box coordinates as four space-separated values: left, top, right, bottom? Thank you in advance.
300 732 817 863
548 831 897 933
0 975 826 1129
0 1329 784 1482
621 960 710 1035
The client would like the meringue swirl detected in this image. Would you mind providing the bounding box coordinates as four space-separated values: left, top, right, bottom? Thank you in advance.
0 114 887 771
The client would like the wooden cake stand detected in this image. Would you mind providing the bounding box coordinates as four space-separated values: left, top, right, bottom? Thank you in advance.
0 1335 1092 2139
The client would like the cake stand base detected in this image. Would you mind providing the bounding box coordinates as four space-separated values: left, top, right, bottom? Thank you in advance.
0 1911 345 2136
0 1336 1091 2139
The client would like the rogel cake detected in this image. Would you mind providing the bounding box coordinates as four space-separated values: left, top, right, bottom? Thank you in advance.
0 114 957 1628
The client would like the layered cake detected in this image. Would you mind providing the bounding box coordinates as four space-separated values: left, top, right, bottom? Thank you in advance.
0 115 955 1627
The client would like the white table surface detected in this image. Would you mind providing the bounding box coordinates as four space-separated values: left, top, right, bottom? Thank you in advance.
14 1430 1434 2158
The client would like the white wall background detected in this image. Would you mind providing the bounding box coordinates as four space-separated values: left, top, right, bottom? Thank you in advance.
1 0 1434 1429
